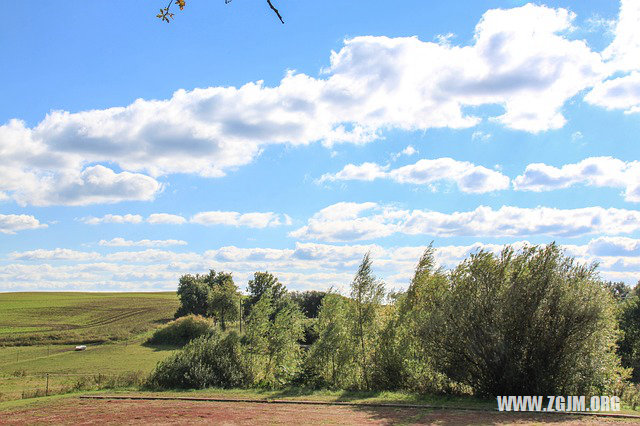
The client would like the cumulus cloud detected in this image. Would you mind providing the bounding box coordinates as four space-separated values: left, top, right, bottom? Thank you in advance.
5 237 640 291
0 3 616 207
585 0 640 112
601 0 640 73
10 248 100 261
513 156 640 201
391 145 418 160
81 214 144 225
191 211 287 228
291 202 640 242
0 120 163 206
0 214 47 234
98 238 188 247
147 213 187 225
586 236 640 257
319 158 510 193
585 72 640 113
79 211 289 228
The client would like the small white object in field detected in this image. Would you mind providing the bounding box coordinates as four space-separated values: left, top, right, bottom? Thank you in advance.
75 345 87 351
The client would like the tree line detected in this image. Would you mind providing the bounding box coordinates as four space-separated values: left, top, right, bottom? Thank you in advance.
149 243 640 398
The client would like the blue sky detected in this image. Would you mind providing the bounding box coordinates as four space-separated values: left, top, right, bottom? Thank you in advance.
1 0 639 292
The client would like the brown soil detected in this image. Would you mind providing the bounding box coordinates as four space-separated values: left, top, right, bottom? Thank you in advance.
1 398 638 425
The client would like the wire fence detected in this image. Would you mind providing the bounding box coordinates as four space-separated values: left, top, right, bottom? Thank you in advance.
0 371 146 401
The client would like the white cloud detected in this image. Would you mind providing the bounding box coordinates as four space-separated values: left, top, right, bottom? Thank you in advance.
400 146 417 156
81 214 144 225
147 213 187 225
10 248 100 261
391 145 418 160
319 158 510 193
291 202 640 242
0 214 47 234
79 211 289 228
586 236 640 257
98 238 188 247
190 211 288 228
513 156 640 201
471 131 491 142
5 237 640 291
319 162 388 183
0 3 614 207
0 120 162 207
601 0 640 73
585 72 640 113
585 0 640 112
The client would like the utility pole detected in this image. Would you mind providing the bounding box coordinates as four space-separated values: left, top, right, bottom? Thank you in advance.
239 298 243 333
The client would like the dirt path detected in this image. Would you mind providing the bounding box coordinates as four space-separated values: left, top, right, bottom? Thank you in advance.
1 398 637 425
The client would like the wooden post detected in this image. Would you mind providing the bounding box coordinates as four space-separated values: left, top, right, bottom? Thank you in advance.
46 373 49 396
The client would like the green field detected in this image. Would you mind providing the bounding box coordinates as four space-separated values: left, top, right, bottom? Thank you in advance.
0 292 180 401
0 292 179 345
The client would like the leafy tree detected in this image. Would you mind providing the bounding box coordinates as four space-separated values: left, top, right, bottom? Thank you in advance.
421 244 624 396
604 281 632 302
175 274 210 318
348 253 385 390
307 292 355 388
373 246 453 392
244 289 304 387
289 290 326 318
619 294 640 381
205 270 240 330
245 271 287 316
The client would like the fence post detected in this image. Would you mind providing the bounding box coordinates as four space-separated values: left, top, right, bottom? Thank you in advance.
46 373 49 396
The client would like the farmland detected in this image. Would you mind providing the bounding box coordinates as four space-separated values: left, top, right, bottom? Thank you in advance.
0 292 179 346
0 292 179 402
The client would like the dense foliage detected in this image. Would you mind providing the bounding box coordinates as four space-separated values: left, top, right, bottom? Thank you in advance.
146 315 215 346
148 331 249 389
175 270 241 330
154 244 632 397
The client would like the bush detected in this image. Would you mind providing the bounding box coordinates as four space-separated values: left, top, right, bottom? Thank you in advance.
146 315 214 346
419 244 625 396
147 332 249 389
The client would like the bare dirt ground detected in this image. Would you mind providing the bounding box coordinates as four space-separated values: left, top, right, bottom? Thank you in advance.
2 398 639 425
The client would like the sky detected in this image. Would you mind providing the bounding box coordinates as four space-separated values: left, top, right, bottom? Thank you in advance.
1 0 639 293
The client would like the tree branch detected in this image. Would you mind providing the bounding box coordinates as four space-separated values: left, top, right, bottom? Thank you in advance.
266 0 284 24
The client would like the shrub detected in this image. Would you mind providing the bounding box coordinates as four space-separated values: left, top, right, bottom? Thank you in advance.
419 244 625 396
146 315 214 346
148 332 249 389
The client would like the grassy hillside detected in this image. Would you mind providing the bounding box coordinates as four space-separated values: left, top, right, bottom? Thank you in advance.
0 292 179 345
0 292 180 401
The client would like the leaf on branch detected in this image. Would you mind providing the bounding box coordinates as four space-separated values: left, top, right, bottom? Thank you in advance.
175 0 186 11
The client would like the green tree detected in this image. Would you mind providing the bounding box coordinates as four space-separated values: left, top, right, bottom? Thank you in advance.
244 289 304 387
205 270 240 331
348 253 385 390
604 281 632 302
307 292 355 388
422 244 624 396
372 246 452 392
175 274 210 318
619 294 640 381
289 290 326 318
245 271 287 316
